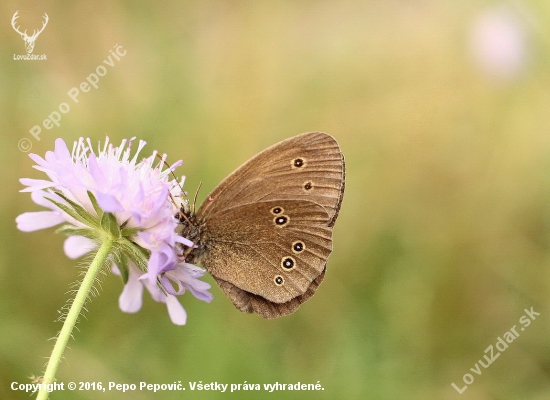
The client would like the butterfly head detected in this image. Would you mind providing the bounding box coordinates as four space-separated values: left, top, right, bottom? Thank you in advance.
175 201 204 263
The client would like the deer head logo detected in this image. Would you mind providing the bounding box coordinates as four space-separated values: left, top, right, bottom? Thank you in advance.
11 11 49 54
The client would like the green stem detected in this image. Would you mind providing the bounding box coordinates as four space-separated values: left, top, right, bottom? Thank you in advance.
37 240 112 400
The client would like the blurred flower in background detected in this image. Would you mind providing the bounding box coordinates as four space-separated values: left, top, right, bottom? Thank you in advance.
470 5 530 81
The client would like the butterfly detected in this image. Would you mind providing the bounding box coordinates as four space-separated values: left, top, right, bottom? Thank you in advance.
178 132 345 318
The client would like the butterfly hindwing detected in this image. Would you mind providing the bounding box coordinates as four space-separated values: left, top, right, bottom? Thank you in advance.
198 200 331 303
213 268 326 319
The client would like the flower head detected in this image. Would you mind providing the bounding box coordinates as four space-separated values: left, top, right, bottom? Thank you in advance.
471 6 529 81
16 137 212 325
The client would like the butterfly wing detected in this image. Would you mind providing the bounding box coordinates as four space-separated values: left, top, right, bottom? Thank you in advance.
196 132 345 226
197 199 332 302
213 268 326 319
193 132 345 317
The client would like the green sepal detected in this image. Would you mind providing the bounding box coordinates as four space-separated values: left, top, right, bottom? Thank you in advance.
56 224 101 241
113 251 130 284
43 190 159 285
87 191 104 220
116 237 149 273
156 278 169 297
101 212 120 238
45 198 95 228
48 191 100 228
121 227 140 238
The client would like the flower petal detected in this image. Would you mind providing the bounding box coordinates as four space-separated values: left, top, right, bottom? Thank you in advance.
54 138 71 160
63 236 97 259
142 277 165 303
31 190 60 210
165 295 187 325
175 235 195 248
119 270 144 313
16 211 64 232
186 280 214 303
19 178 55 192
162 263 214 302
95 192 125 213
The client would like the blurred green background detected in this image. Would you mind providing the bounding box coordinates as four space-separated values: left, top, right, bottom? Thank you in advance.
2 0 550 399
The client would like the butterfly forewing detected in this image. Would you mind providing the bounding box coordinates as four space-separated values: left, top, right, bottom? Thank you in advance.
196 132 344 224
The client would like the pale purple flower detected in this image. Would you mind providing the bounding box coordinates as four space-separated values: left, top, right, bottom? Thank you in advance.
470 6 530 81
113 262 212 325
16 137 212 325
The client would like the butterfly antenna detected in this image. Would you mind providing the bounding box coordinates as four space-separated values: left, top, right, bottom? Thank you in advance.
179 209 191 225
156 153 185 193
155 153 186 209
193 182 202 214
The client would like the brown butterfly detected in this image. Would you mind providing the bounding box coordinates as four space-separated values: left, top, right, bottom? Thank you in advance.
178 132 345 318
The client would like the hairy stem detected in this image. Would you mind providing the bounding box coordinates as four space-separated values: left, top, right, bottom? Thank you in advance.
37 240 112 400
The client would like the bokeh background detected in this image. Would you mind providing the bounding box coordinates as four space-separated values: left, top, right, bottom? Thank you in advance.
2 1 550 399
